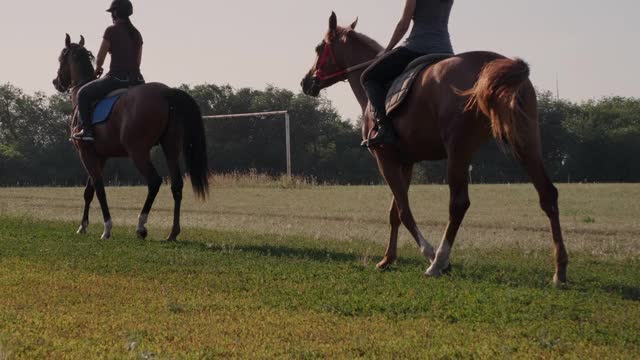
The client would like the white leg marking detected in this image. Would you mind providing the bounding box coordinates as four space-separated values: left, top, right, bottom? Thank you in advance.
101 219 113 240
137 214 149 232
425 241 452 277
415 227 435 261
77 221 89 235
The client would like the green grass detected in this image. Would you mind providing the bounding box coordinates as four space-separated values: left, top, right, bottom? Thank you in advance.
0 215 639 358
1 184 639 260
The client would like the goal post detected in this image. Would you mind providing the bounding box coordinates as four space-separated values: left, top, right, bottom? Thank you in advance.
202 110 292 177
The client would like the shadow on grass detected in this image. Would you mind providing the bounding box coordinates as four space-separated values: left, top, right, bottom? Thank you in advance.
602 285 640 302
446 262 555 289
170 237 362 264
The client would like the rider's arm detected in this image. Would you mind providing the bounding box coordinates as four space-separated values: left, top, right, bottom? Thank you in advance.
137 44 143 67
95 39 110 76
384 0 416 52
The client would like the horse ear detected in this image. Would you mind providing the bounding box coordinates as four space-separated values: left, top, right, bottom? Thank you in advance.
65 33 71 47
329 11 337 31
79 35 85 47
350 17 358 30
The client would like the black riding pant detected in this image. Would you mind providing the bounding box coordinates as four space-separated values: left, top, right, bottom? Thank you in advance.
361 47 423 119
77 74 142 127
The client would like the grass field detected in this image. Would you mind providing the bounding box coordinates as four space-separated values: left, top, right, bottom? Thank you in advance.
0 184 639 358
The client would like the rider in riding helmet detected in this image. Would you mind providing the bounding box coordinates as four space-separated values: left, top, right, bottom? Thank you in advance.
74 0 144 141
361 0 454 147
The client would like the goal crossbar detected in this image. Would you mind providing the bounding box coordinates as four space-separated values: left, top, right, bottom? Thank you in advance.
202 111 292 177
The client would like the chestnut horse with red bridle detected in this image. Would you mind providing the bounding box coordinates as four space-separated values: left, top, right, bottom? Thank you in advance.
53 34 210 241
302 13 568 284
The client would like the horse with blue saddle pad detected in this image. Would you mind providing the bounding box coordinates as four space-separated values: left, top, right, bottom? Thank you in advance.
53 34 210 242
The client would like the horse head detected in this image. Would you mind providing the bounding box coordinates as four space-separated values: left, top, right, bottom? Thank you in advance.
301 12 367 97
53 34 94 93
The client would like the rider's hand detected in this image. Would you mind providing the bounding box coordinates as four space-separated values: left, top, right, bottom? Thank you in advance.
94 67 104 78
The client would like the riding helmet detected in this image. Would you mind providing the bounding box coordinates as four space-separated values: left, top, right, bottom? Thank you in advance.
106 0 133 17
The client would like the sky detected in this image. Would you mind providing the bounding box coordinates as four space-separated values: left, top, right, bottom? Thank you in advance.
1 0 638 121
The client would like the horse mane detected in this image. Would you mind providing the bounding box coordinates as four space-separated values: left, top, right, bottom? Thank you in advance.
66 44 96 79
349 31 383 53
326 26 383 53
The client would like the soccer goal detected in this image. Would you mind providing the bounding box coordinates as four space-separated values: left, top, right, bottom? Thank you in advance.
202 110 291 177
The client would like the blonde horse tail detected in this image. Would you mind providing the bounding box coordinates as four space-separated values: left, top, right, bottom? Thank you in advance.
461 58 531 154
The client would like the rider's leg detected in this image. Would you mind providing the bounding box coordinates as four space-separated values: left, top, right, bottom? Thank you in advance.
75 76 126 141
361 47 422 147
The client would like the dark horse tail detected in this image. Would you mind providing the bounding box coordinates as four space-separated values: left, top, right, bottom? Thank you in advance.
168 89 210 199
461 58 531 153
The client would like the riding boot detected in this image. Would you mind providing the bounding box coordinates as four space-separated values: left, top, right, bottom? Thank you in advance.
362 80 397 148
365 110 397 148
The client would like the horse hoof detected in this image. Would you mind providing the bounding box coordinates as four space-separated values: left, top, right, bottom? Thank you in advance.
165 232 179 242
100 234 111 240
77 226 87 235
376 257 395 270
442 263 453 274
136 229 148 240
425 263 447 278
553 274 568 288
424 268 443 278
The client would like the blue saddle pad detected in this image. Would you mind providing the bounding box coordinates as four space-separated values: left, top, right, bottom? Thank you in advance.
92 95 122 125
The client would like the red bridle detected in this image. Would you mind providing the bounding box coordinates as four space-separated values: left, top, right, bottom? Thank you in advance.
314 41 376 83
314 41 349 82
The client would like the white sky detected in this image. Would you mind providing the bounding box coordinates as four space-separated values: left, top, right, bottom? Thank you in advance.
1 0 638 121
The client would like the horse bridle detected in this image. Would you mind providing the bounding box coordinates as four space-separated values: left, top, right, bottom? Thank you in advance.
57 47 96 94
314 40 374 83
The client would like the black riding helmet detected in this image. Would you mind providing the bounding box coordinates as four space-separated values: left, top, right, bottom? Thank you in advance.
106 0 133 17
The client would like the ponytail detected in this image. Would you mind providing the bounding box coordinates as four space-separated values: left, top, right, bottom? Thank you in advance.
123 17 141 45
113 10 141 45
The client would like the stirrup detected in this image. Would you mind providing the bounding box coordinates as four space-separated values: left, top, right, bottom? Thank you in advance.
365 128 396 148
72 129 95 141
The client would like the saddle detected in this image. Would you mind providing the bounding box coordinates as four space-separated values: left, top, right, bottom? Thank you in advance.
379 53 454 117
91 88 130 125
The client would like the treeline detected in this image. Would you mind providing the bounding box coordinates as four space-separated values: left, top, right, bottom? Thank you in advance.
0 83 639 186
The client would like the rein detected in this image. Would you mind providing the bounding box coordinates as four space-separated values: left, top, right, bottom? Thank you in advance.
315 41 375 82
71 77 95 95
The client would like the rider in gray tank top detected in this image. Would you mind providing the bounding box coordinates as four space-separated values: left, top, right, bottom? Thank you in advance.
404 0 454 54
361 0 455 147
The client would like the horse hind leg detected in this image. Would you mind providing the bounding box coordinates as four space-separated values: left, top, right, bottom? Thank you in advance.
517 146 568 284
161 142 184 242
131 152 163 240
77 177 94 235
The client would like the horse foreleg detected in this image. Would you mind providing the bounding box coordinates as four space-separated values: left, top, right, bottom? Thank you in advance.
131 153 162 240
426 160 470 277
376 198 401 269
376 163 413 269
79 152 112 240
78 158 107 235
376 155 435 264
